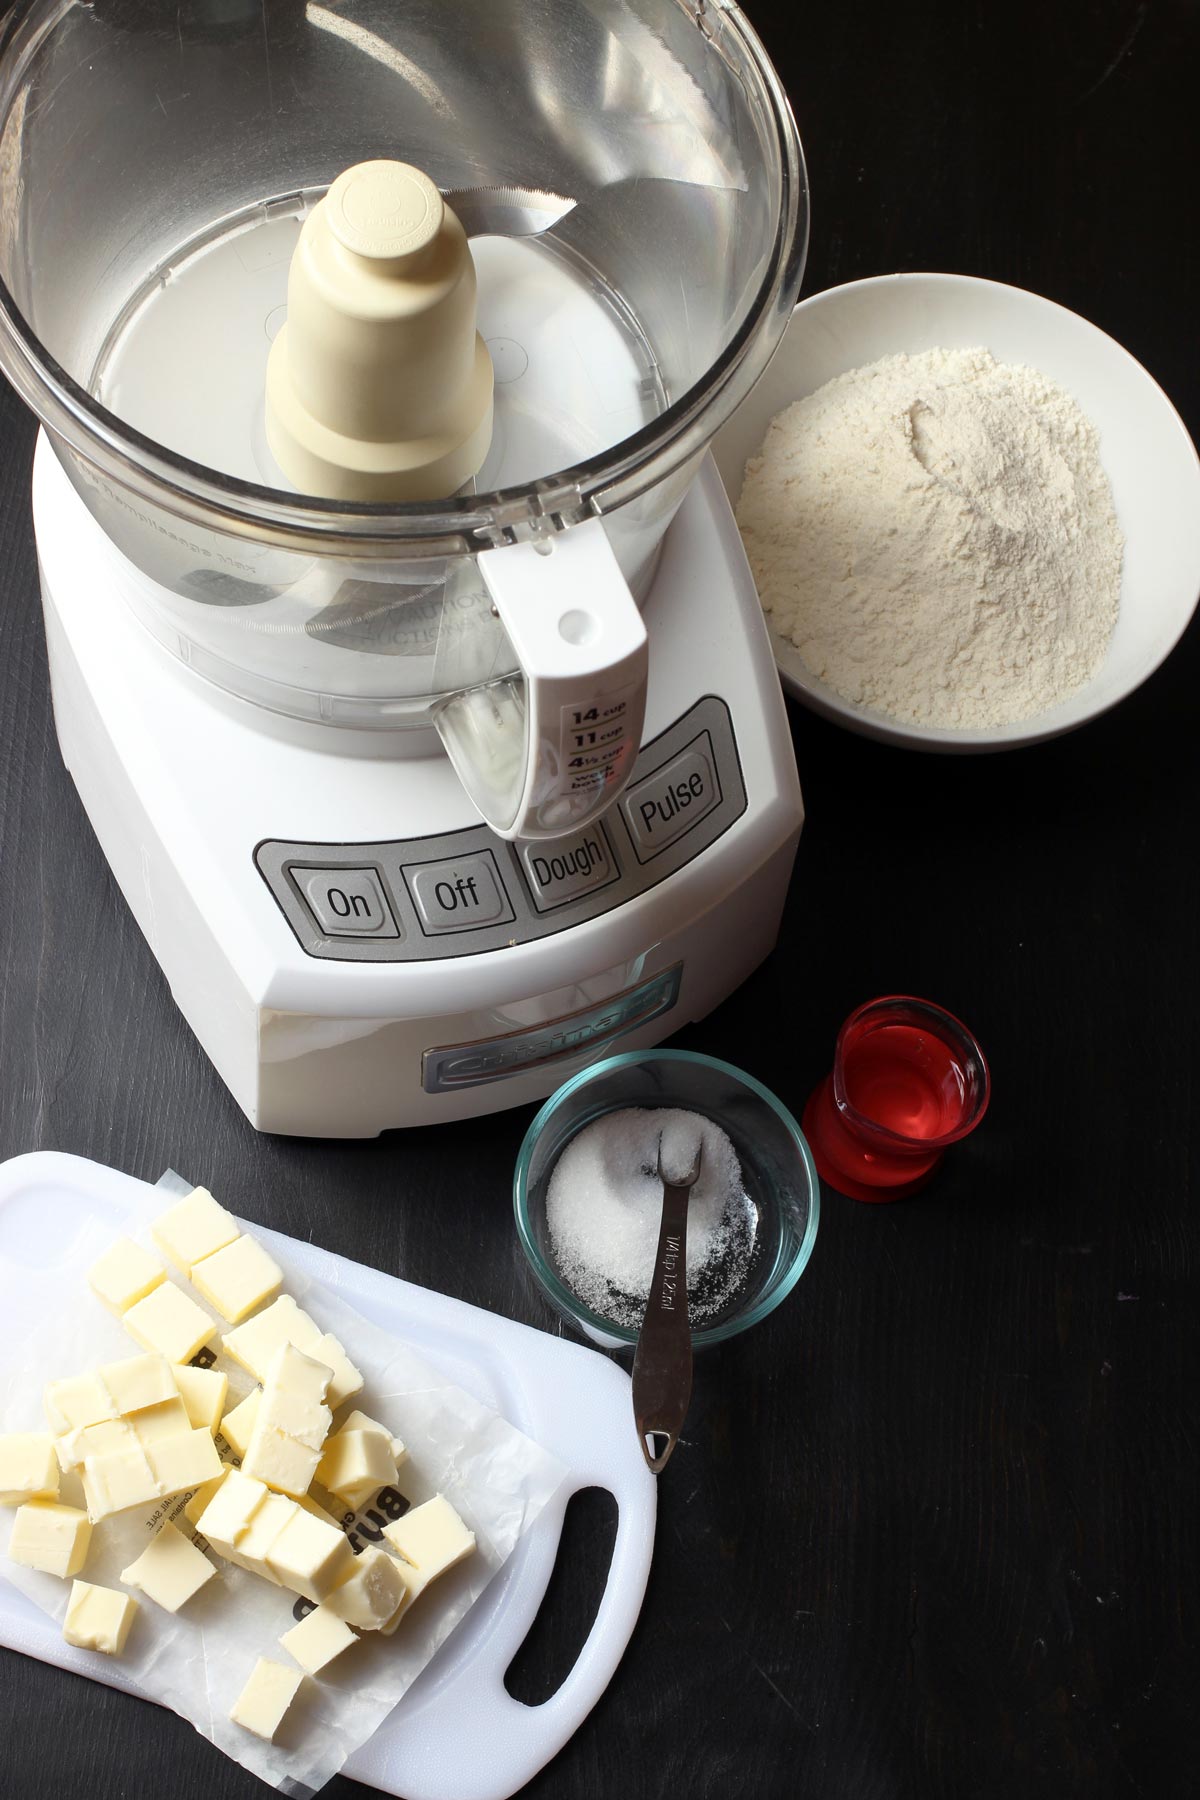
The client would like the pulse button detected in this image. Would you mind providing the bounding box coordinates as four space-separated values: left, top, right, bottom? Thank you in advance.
620 732 722 862
405 851 515 935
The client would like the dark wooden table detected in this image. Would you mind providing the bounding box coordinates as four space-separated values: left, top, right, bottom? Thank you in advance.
1 2 1196 1795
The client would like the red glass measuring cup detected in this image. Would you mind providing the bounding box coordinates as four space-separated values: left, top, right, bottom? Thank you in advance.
802 997 990 1202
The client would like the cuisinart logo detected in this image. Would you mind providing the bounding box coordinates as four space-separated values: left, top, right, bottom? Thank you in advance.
422 965 682 1091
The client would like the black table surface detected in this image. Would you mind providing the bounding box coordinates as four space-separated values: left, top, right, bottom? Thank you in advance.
1 3 1196 1796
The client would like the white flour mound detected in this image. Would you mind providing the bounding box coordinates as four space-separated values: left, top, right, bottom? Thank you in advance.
735 347 1124 729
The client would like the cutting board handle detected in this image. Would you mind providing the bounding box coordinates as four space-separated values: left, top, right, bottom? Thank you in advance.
356 1346 656 1800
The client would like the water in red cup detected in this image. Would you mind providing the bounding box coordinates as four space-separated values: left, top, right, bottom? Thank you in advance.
802 997 990 1202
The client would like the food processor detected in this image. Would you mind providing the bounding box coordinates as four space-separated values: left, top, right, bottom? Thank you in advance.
0 0 808 1136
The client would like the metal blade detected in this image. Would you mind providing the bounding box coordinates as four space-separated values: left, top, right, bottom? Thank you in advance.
442 185 578 239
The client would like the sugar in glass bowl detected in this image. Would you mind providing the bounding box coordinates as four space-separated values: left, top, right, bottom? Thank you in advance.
513 1050 819 1350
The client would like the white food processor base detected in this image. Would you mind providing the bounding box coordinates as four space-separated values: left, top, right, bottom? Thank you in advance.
34 439 803 1137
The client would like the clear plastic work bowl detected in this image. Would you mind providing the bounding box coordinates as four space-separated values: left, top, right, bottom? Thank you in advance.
0 0 807 729
513 1050 819 1350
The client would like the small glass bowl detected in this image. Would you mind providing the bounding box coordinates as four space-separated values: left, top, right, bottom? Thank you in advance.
513 1049 819 1349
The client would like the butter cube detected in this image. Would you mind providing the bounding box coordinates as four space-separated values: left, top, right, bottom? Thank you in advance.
219 1387 261 1458
259 1344 332 1451
190 1234 283 1324
342 1410 407 1462
183 1466 230 1526
378 1588 415 1636
382 1495 475 1599
128 1397 192 1446
8 1500 92 1577
44 1373 114 1435
123 1283 217 1365
230 1657 304 1742
228 1489 294 1582
144 1428 223 1499
279 1603 357 1674
99 1352 180 1416
242 1425 320 1499
0 1433 59 1504
172 1363 228 1434
297 1490 344 1529
88 1238 166 1316
222 1295 324 1383
316 1429 395 1511
63 1580 138 1655
194 1467 268 1553
56 1418 136 1473
265 1506 353 1602
81 1443 158 1520
325 1545 408 1630
120 1521 216 1612
314 1333 363 1409
152 1187 239 1274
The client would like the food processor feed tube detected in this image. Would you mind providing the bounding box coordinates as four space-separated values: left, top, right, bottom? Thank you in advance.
266 158 648 843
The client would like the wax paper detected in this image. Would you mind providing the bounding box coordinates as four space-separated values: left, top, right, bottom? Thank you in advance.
0 1172 567 1795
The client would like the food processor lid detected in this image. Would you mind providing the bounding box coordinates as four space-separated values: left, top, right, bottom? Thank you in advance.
0 1 808 559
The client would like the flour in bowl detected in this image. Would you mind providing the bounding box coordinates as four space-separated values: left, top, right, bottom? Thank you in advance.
735 347 1123 729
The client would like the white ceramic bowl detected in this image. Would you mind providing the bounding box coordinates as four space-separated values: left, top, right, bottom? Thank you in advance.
711 273 1200 750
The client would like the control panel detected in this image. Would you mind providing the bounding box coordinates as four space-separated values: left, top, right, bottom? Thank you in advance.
256 696 746 962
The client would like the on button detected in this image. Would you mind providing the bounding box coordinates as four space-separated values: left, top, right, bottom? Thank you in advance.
292 866 399 938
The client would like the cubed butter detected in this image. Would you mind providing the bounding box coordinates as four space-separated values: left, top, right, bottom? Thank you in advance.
242 1424 320 1499
63 1580 138 1655
378 1586 416 1636
316 1429 395 1511
55 1418 136 1474
342 1410 407 1462
382 1495 475 1599
120 1520 216 1612
143 1428 223 1499
123 1283 217 1365
81 1443 158 1521
297 1491 344 1529
152 1187 239 1274
8 1500 92 1577
222 1295 324 1382
265 1506 353 1602
190 1233 283 1324
194 1467 268 1553
88 1238 166 1316
44 1373 114 1435
219 1387 261 1458
314 1332 363 1409
98 1352 179 1416
228 1489 294 1582
129 1396 192 1446
183 1466 230 1526
279 1603 357 1674
0 1433 59 1504
325 1545 409 1631
258 1343 332 1450
229 1657 304 1742
171 1363 228 1434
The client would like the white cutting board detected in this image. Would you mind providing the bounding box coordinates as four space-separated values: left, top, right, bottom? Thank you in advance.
0 1153 656 1800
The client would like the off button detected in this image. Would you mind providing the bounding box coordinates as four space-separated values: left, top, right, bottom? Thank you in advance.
405 851 515 936
620 732 722 862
